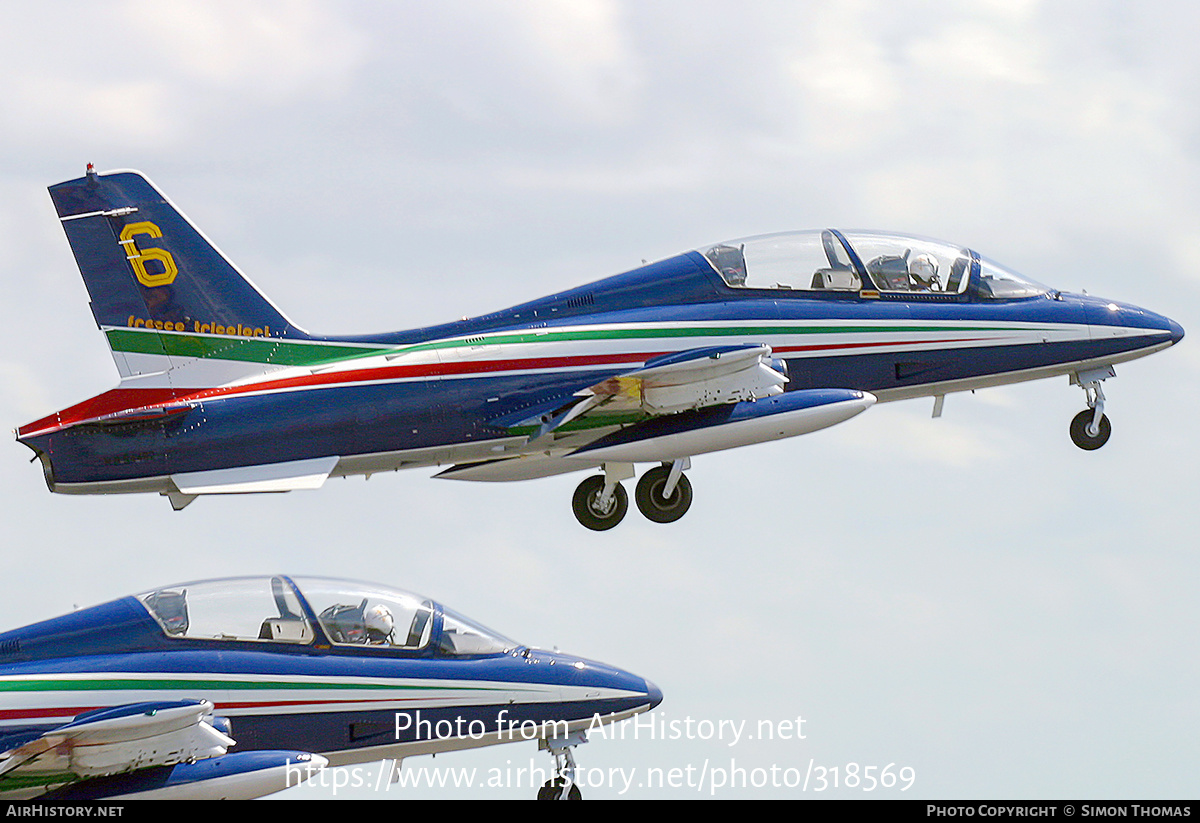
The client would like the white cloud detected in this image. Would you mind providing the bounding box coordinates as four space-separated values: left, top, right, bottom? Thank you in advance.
2 77 177 149
906 21 1045 86
826 404 1009 467
121 0 368 99
785 3 901 151
497 0 642 125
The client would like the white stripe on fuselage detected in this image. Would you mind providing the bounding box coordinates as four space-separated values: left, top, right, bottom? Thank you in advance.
0 670 639 728
109 317 1112 393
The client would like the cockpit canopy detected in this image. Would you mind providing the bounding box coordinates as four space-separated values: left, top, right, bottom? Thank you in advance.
135 576 516 656
700 230 1048 299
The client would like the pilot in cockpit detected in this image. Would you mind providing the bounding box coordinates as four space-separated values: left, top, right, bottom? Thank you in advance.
318 601 397 644
365 604 395 645
909 253 941 291
705 244 747 286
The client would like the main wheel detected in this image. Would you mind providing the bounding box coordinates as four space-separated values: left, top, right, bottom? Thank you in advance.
1070 410 1111 450
635 465 693 523
537 777 582 800
572 475 628 531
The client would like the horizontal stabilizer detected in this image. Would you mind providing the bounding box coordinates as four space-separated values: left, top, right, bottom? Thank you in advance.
171 456 339 495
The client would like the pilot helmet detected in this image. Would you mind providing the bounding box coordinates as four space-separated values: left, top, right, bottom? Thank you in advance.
365 604 395 643
910 253 939 286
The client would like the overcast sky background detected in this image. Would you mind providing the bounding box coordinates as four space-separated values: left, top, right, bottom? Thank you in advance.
1 1 1198 799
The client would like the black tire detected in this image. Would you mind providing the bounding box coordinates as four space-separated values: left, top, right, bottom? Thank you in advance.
1070 410 1111 450
635 465 693 523
538 778 582 800
572 475 628 531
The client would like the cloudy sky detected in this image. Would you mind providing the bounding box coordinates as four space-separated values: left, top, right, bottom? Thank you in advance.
1 1 1198 799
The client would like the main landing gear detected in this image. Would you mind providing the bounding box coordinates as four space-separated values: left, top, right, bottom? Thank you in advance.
1069 366 1114 451
571 465 631 531
572 460 693 531
635 462 693 523
537 730 586 800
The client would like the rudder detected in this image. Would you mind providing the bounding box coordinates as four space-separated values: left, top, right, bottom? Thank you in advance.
50 167 306 379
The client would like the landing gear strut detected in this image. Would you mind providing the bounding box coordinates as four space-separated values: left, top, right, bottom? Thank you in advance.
537 730 586 800
1070 366 1114 451
635 459 693 523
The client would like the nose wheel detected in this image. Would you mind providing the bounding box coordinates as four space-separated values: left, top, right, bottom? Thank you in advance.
538 730 586 800
538 777 582 800
1070 409 1110 450
1070 366 1115 451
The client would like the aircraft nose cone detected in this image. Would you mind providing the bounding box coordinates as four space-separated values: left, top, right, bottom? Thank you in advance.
644 678 663 709
1169 317 1185 345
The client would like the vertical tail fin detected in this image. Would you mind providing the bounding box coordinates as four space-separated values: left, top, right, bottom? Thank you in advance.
50 167 306 381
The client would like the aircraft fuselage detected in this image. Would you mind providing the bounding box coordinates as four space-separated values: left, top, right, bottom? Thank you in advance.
0 575 660 799
15 171 1185 526
18 259 1179 491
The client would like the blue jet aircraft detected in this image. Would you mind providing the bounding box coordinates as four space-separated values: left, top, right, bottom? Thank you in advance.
0 575 660 800
16 168 1184 529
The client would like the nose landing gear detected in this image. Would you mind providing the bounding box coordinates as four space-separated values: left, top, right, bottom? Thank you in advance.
537 730 586 800
1070 408 1111 450
1070 366 1114 450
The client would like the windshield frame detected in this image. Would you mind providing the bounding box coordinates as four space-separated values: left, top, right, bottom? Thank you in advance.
136 575 315 646
135 575 521 657
698 229 1049 302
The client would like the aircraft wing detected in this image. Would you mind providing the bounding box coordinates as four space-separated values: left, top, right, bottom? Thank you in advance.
438 343 873 480
524 343 789 441
0 700 325 801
